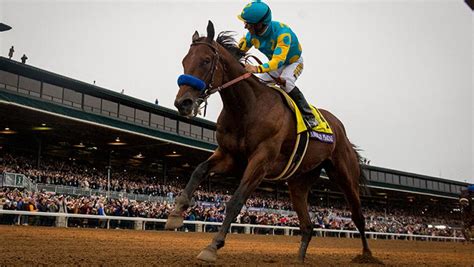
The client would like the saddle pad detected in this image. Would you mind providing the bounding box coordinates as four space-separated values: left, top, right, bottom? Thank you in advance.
269 85 334 141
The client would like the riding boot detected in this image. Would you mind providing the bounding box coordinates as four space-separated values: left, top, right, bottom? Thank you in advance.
288 87 318 129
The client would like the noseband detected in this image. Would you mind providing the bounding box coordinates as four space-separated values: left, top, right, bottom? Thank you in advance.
177 41 251 117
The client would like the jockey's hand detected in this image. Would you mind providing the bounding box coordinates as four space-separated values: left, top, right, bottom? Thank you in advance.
244 64 258 73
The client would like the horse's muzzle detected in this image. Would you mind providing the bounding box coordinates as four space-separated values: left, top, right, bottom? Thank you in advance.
175 98 195 117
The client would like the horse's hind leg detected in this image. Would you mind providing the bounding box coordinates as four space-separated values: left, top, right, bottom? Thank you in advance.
288 168 320 263
325 163 372 257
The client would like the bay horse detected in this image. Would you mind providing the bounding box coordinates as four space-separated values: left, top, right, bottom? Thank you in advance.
166 21 380 264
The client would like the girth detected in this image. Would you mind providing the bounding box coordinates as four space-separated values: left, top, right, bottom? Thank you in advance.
264 131 310 181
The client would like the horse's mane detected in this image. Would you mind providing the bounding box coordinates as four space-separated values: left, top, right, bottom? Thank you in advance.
216 31 247 61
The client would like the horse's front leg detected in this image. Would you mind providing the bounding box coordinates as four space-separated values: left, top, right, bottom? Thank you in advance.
197 147 275 262
165 149 233 229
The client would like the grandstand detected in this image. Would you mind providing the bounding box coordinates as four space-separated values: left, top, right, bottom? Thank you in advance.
0 56 469 234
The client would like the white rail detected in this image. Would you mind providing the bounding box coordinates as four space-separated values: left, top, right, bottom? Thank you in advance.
0 210 465 242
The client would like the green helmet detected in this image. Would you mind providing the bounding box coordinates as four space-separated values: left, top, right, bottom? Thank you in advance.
238 0 272 25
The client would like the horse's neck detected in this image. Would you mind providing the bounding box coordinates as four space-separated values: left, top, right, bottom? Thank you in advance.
218 60 266 119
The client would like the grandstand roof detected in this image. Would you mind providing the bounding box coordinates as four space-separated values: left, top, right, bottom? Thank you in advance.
0 57 216 128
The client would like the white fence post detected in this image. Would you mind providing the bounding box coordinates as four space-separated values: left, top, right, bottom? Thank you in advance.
134 220 143 230
245 226 250 234
196 223 203 232
55 214 67 227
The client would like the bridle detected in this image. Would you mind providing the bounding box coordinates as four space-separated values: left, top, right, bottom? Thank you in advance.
190 41 220 96
178 41 252 117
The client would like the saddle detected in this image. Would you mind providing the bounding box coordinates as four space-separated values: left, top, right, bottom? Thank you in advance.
264 85 334 181
269 85 334 142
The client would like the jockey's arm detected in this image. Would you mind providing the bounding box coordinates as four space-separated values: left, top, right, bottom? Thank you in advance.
238 35 252 53
256 33 291 73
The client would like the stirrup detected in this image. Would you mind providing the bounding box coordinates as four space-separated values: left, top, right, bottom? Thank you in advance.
305 118 318 129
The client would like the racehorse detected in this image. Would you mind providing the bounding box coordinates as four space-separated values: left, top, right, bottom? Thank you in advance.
166 21 381 264
459 189 473 243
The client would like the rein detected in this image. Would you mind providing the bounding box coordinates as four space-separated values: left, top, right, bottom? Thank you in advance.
199 72 252 117
244 54 285 86
206 72 252 95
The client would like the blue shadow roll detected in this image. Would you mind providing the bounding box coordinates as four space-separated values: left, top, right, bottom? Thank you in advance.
177 74 207 92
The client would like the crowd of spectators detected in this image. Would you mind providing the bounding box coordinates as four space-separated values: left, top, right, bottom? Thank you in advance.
1 153 182 197
1 153 296 211
0 152 464 237
0 187 462 237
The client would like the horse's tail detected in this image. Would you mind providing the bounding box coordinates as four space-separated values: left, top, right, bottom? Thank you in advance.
352 144 371 197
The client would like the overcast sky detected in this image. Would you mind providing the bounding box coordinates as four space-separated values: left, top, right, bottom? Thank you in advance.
0 0 472 183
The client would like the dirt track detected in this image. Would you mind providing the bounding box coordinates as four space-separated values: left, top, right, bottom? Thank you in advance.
0 226 473 266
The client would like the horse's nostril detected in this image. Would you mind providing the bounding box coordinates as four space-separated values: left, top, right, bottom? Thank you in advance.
181 99 194 109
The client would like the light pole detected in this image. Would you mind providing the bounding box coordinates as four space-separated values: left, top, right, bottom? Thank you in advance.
106 150 113 197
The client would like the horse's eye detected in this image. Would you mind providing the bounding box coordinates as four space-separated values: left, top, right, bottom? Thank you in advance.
201 59 211 66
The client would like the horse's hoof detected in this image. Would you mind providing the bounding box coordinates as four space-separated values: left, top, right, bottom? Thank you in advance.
197 247 217 262
164 214 183 230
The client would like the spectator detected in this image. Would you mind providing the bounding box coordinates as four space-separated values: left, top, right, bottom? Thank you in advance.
8 46 14 59
21 54 28 64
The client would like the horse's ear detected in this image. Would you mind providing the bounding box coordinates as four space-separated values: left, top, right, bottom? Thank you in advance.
192 31 200 43
206 20 215 43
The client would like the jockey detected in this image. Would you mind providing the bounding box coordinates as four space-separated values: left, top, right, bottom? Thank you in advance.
237 0 318 129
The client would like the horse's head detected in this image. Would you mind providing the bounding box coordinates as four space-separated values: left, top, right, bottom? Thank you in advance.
175 21 223 117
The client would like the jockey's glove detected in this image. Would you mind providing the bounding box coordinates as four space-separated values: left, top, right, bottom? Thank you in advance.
244 64 258 73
